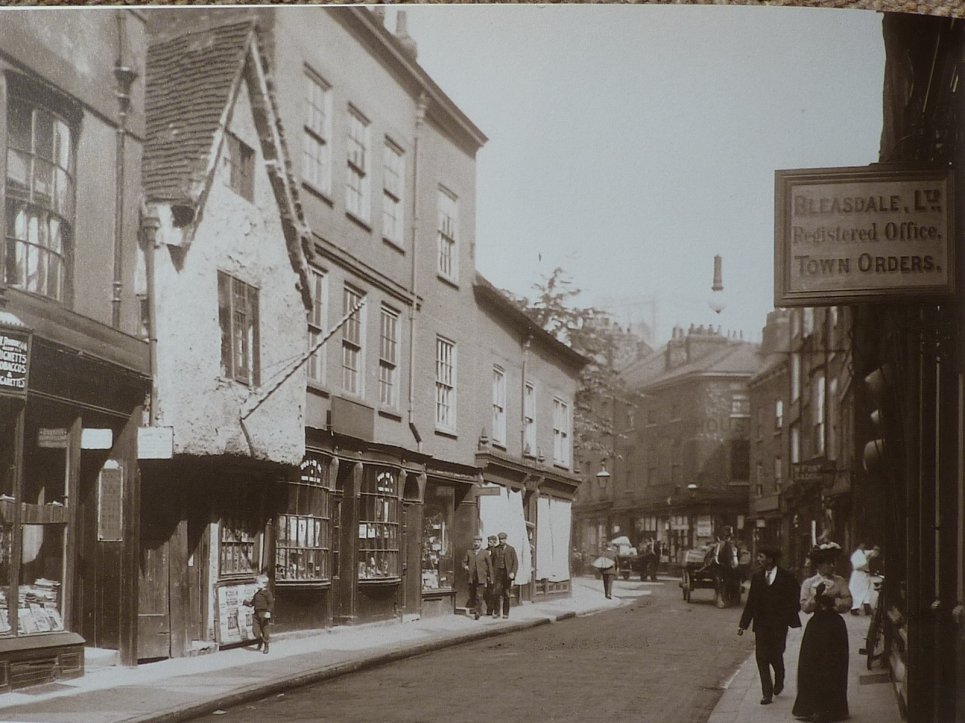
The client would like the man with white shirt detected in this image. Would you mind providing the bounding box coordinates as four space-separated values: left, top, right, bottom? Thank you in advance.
738 546 801 705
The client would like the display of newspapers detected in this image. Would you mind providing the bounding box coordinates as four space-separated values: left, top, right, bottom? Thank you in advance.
11 578 64 634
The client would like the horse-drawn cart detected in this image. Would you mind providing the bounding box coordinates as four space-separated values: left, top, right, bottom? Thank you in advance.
679 546 742 608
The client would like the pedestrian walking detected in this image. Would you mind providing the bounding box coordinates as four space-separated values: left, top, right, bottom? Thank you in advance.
598 543 619 599
848 542 878 616
737 545 801 705
490 531 518 619
650 538 662 581
793 542 852 722
244 574 274 654
463 535 492 620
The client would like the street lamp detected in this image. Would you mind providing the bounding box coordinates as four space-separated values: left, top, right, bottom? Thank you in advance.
596 461 611 489
687 483 698 498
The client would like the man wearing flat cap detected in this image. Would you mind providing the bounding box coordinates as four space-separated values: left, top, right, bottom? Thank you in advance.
738 545 801 705
490 531 518 619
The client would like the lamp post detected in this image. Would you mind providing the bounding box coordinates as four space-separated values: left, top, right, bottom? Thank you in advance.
687 483 698 547
596 462 611 544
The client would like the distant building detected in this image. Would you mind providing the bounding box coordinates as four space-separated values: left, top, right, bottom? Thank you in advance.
574 324 760 565
746 310 789 559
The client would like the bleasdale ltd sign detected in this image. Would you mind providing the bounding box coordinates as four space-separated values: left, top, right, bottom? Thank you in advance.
775 166 955 306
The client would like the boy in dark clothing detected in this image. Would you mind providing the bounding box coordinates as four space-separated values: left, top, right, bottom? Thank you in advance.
245 574 274 654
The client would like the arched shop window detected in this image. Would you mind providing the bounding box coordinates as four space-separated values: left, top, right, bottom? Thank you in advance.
275 456 333 582
358 468 399 580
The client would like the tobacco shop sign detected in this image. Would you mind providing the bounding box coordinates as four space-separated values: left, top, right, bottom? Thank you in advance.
775 166 955 306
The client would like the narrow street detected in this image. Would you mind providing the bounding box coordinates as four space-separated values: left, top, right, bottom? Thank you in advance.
196 577 754 723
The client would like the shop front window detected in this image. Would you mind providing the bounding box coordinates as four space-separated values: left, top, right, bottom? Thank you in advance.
11 411 69 635
421 485 453 592
276 457 332 583
18 523 63 633
358 469 399 580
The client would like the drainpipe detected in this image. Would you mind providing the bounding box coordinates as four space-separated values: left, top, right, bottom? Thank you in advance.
140 206 161 426
407 93 429 452
112 11 138 329
520 332 531 453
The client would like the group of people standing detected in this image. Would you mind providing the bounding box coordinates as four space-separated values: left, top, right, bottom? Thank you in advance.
739 541 872 722
463 532 519 620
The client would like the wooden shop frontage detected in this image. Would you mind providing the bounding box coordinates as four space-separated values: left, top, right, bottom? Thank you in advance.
0 292 150 683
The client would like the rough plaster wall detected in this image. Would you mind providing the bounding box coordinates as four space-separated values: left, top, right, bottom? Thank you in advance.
154 77 306 464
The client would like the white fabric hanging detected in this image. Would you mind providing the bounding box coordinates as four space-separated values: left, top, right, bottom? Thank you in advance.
478 485 511 542
507 488 532 586
550 498 572 581
536 496 553 580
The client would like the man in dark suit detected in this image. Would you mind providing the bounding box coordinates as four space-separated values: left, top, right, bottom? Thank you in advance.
738 546 801 705
490 531 518 619
463 536 492 620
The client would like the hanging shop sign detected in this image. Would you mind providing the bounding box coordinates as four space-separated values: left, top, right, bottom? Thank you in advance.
0 329 30 397
775 166 955 306
791 459 834 485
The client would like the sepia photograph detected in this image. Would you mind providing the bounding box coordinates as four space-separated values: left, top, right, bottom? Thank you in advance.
0 2 957 721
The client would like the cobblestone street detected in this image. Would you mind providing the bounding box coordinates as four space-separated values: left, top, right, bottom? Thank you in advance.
198 577 753 723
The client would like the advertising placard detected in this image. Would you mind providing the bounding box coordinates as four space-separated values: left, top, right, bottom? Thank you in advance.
0 331 29 397
775 166 955 305
215 581 259 645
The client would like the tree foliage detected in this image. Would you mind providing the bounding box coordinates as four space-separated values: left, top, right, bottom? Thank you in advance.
510 267 637 461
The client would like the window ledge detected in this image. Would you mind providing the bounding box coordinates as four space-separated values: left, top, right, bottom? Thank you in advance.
436 273 459 290
552 462 571 472
359 577 401 585
492 441 507 451
307 381 331 397
434 428 458 440
383 237 405 253
378 409 403 421
346 211 372 232
422 587 455 596
301 181 334 206
275 580 332 589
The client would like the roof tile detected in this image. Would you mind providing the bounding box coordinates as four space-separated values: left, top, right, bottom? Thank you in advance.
144 20 254 204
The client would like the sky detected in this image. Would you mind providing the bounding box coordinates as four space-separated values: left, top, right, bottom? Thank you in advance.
401 5 886 344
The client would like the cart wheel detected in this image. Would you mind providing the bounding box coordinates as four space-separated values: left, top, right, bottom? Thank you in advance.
621 570 629 580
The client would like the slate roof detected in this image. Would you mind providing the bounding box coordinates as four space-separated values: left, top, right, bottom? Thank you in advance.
620 338 762 391
144 20 254 205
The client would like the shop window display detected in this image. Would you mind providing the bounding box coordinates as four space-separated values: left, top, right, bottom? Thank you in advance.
421 485 453 592
220 515 258 577
358 469 399 580
275 457 332 583
1 410 70 636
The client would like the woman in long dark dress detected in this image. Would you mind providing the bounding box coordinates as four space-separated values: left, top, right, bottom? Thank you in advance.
793 543 853 722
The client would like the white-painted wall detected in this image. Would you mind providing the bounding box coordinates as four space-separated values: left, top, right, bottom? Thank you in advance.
152 77 307 465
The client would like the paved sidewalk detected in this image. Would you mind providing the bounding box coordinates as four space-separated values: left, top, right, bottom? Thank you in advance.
708 610 904 723
0 576 647 722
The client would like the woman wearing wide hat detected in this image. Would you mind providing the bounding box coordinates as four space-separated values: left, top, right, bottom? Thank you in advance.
793 542 853 722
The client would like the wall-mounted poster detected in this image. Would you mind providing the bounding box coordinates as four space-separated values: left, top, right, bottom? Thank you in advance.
215 581 260 645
